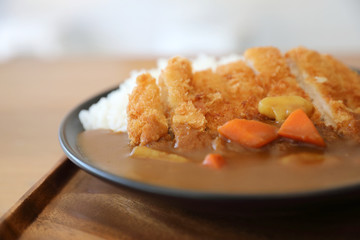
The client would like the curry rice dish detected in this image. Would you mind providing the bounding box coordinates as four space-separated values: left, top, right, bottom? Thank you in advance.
78 46 360 194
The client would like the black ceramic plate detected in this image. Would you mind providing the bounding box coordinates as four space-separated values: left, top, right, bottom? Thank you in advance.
59 87 360 215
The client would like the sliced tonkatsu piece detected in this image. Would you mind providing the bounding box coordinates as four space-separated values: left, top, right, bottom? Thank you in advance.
244 46 322 124
191 60 264 134
158 57 208 149
286 47 360 140
158 57 193 111
192 69 226 95
215 60 265 119
244 46 310 98
192 69 239 133
127 73 168 146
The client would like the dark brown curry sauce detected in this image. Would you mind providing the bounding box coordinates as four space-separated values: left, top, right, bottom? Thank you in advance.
77 129 360 194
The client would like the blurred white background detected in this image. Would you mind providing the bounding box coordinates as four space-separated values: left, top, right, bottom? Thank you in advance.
1 0 360 60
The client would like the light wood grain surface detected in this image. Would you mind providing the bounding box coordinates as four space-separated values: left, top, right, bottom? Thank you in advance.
0 58 156 216
0 54 359 217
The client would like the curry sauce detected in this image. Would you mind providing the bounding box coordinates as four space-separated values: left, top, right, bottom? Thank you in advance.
78 129 360 194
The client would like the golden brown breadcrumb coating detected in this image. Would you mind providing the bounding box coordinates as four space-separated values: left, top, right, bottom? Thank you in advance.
286 47 360 140
216 60 259 95
191 60 264 133
245 47 308 97
127 73 168 146
192 69 238 133
158 57 207 148
158 57 193 110
192 69 226 95
216 60 264 119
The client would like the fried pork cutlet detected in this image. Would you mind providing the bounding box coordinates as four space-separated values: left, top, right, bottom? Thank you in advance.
244 46 322 125
192 69 237 133
127 47 360 148
244 47 307 97
192 69 230 133
192 69 226 96
215 60 264 119
286 47 360 140
127 73 168 146
191 60 264 134
158 57 208 149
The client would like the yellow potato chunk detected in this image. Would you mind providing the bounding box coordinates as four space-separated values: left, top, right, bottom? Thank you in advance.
130 146 189 163
281 152 325 165
258 96 314 122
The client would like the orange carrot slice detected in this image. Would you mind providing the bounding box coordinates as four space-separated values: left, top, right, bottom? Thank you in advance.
278 109 326 147
202 153 225 169
218 119 278 148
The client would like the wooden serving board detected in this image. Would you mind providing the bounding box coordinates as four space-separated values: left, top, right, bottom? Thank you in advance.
1 158 360 240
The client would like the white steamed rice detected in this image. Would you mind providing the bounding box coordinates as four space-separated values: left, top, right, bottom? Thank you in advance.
79 54 242 132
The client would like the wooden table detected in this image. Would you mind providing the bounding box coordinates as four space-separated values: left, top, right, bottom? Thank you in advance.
0 58 156 216
0 55 360 239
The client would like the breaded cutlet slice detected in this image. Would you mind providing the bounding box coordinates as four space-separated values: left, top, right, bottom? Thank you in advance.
244 46 322 124
191 60 264 134
244 46 310 98
286 47 360 140
216 60 265 119
127 73 168 146
158 57 207 148
192 69 240 133
192 69 226 95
